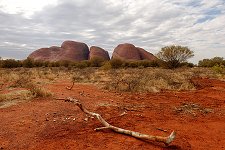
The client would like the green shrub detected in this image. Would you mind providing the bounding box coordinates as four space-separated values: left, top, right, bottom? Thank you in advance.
33 60 44 67
101 62 112 70
73 61 90 69
22 58 34 68
198 57 225 67
127 61 139 68
179 62 194 68
89 58 105 67
109 59 124 69
58 60 71 67
138 60 160 68
1 59 22 68
48 61 60 67
212 65 224 74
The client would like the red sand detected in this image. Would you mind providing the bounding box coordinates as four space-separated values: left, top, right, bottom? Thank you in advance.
0 78 225 150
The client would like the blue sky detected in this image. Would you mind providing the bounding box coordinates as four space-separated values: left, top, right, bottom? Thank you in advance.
0 0 225 63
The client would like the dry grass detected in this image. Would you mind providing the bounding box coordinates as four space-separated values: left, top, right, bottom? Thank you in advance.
1 67 224 95
98 68 196 92
0 90 35 108
71 68 96 83
0 67 71 85
26 82 52 98
174 102 213 116
116 68 223 92
0 90 32 102
0 68 54 98
189 67 225 80
65 67 225 92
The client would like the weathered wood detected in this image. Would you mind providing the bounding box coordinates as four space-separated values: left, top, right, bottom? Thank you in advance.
61 97 176 146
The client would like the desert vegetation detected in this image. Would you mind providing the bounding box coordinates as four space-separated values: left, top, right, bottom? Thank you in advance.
0 57 161 69
1 47 225 149
0 66 224 149
198 57 225 67
0 68 54 107
1 50 224 107
157 45 194 68
0 45 195 69
1 66 224 97
198 57 225 74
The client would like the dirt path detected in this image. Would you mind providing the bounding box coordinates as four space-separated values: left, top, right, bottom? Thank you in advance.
0 78 225 150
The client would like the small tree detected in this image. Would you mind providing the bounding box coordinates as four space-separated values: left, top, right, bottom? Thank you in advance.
157 45 194 68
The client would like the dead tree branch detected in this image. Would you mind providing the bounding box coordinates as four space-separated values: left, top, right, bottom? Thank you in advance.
58 97 176 146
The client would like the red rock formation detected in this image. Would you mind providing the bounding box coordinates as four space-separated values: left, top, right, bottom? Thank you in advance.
89 46 110 60
61 41 89 61
29 41 156 62
137 47 157 61
112 43 141 60
112 43 156 61
28 47 63 61
28 41 89 62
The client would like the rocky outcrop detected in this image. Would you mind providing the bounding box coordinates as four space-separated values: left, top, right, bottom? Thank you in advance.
112 43 141 60
28 47 63 62
112 43 156 61
28 41 89 62
137 47 157 61
61 41 89 61
29 41 157 62
89 46 110 60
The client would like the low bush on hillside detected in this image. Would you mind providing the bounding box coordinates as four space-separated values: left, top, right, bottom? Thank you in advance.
0 59 22 68
0 57 195 70
198 57 225 67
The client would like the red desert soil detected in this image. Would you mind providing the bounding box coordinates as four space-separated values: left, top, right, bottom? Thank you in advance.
0 78 225 150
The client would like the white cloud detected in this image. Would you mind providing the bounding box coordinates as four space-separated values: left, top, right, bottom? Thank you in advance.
0 0 58 17
0 0 224 63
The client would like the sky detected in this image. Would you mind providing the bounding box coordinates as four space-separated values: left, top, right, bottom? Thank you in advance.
0 0 225 63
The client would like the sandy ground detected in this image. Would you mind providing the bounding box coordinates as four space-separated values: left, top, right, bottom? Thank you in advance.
0 78 225 150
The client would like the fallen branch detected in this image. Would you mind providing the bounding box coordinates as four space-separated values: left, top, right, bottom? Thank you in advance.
58 97 176 146
156 127 168 133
